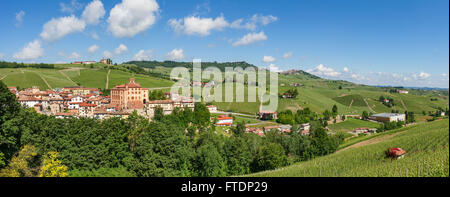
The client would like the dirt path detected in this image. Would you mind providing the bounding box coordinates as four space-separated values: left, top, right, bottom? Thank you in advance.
337 131 404 153
61 67 84 76
363 98 375 113
0 74 7 80
38 73 52 90
105 69 111 89
399 98 408 111
59 70 76 85
348 99 354 108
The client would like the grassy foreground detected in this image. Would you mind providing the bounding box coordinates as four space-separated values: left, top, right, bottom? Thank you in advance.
246 119 449 177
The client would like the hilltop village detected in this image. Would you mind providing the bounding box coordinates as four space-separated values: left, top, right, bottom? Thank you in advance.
8 77 315 137
10 78 194 120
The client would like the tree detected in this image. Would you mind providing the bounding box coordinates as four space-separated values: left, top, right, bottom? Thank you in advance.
362 111 369 120
332 105 338 115
224 137 252 175
232 121 246 136
252 142 288 172
195 144 226 177
193 103 211 127
323 110 332 121
0 145 40 177
39 152 68 177
153 106 164 121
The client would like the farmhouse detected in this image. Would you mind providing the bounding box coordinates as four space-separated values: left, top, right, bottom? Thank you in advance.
207 105 217 113
397 90 409 94
353 128 377 135
258 111 277 120
246 127 264 136
369 113 405 122
216 115 233 126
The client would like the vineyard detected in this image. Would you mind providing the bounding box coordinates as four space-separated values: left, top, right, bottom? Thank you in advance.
248 119 449 177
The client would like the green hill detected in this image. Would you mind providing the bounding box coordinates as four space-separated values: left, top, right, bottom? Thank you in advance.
0 64 174 90
1 61 448 116
332 94 366 107
246 119 449 177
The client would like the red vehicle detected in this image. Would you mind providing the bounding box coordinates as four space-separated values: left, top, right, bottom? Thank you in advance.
386 148 406 159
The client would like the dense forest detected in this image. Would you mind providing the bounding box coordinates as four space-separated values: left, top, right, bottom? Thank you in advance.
0 81 343 177
125 61 257 72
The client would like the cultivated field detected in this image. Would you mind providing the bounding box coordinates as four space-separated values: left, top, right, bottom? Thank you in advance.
247 119 449 177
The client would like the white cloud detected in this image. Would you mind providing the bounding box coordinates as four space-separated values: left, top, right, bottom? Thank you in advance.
169 15 228 36
343 67 349 73
114 44 128 55
262 56 275 63
60 0 83 13
58 52 82 59
166 48 184 61
87 44 99 53
40 15 86 42
442 73 448 77
13 40 44 60
282 52 292 59
103 51 113 58
307 64 341 77
350 73 366 81
15 10 25 27
230 14 277 30
419 72 431 79
82 0 105 25
207 44 215 48
69 52 81 59
268 64 282 73
108 0 159 37
232 31 267 46
412 72 431 80
0 53 5 59
91 32 99 39
392 73 401 78
133 50 154 61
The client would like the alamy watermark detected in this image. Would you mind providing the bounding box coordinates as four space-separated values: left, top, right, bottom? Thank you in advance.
170 59 278 112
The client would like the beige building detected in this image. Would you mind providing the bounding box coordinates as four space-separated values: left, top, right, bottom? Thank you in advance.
369 113 406 122
111 78 149 110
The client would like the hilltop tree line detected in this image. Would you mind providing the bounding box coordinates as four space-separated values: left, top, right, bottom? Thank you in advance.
126 61 257 72
0 81 344 177
0 61 55 69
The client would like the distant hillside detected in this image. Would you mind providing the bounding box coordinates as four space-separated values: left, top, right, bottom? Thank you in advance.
280 69 321 79
125 60 257 72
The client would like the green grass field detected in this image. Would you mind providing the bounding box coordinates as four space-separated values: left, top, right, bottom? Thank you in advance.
247 119 449 177
328 118 381 133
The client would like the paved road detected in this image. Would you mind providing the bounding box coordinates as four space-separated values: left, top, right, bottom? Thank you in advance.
213 110 256 118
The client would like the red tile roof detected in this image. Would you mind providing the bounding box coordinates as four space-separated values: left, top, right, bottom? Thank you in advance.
217 115 233 120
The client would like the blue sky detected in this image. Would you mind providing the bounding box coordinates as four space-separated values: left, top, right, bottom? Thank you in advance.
0 0 448 88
